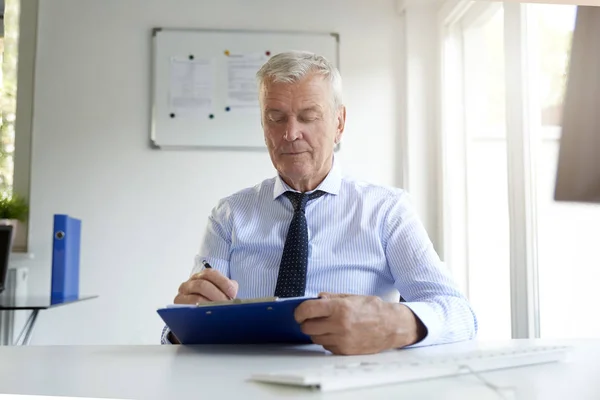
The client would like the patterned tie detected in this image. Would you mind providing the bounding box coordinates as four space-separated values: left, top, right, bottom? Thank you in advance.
274 190 326 298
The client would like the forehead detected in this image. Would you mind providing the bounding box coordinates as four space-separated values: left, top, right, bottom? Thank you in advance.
260 74 331 109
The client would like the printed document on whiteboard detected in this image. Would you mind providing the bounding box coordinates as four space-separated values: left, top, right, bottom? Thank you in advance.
226 52 269 109
169 57 214 114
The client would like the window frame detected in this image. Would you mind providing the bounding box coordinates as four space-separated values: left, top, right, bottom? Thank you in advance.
439 0 545 339
6 0 37 253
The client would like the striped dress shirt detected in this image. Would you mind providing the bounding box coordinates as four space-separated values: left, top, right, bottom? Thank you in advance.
161 159 478 346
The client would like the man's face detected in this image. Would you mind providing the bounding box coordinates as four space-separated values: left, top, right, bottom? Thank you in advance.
260 74 345 188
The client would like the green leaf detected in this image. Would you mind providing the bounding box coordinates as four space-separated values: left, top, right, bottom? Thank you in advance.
0 192 29 221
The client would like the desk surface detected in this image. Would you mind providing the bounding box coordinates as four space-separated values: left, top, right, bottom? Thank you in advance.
0 339 599 399
0 295 97 310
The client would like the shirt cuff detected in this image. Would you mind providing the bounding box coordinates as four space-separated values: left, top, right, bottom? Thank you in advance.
161 325 173 344
400 301 443 348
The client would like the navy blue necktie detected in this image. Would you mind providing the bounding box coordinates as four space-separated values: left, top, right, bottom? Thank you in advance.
274 190 326 298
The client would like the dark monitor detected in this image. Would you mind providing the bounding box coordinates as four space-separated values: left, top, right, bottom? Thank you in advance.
555 6 600 204
0 225 13 294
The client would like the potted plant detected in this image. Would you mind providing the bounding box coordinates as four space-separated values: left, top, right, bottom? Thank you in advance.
0 192 29 243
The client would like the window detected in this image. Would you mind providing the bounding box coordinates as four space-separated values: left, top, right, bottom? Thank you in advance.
529 4 600 339
461 4 511 341
0 0 20 192
441 2 600 340
1 0 34 253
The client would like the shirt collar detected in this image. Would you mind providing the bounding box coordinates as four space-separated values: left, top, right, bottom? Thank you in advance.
273 156 342 200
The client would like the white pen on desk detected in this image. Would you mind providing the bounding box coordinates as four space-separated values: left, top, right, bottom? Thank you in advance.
201 260 234 300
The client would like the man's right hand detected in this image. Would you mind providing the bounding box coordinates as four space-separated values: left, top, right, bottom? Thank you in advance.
168 269 238 344
174 269 239 305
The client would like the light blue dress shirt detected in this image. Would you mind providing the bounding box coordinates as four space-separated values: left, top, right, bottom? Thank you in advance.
161 159 477 346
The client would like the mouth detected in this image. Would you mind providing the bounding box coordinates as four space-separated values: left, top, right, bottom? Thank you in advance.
281 151 308 156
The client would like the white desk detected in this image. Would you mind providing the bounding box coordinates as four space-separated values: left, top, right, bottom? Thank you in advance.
0 339 599 399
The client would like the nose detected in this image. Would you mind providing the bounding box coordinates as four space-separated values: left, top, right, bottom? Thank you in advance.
284 120 302 142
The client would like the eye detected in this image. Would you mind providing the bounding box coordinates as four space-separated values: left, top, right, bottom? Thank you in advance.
267 113 286 123
299 113 318 123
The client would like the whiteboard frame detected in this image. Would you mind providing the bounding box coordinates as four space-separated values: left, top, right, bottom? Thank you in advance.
149 27 341 152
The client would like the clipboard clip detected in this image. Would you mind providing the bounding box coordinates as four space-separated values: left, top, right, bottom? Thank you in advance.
195 296 279 307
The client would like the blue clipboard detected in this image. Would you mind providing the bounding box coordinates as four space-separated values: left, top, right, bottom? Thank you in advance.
157 296 317 345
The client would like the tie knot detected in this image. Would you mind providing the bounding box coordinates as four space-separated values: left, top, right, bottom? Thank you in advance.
284 190 325 212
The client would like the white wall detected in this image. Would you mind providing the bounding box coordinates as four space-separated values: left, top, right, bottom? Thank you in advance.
25 0 407 344
400 0 442 254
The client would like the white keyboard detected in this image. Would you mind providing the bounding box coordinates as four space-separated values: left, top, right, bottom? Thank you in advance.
250 345 570 392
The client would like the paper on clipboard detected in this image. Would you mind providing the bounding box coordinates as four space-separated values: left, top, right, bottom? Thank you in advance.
165 296 310 308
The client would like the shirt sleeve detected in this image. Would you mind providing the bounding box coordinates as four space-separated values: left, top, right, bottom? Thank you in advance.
161 325 173 344
195 198 233 277
384 190 478 347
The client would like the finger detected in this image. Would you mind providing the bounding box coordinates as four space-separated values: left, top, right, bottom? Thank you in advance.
300 318 333 336
174 294 210 305
199 269 238 299
309 333 339 347
186 279 231 301
182 271 237 300
190 272 204 280
230 280 239 298
295 299 334 324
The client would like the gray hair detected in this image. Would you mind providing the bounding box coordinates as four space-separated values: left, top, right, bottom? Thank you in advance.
256 51 343 110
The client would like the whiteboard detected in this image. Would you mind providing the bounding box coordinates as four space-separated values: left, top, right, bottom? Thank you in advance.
150 28 340 150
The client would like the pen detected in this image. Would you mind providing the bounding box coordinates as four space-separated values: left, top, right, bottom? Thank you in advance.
201 260 234 300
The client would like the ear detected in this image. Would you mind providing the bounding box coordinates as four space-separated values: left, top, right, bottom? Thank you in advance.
334 105 346 144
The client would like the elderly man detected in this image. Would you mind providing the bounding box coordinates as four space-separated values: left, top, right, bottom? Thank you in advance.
162 51 477 355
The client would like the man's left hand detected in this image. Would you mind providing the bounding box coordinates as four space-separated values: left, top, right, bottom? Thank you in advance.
294 293 426 355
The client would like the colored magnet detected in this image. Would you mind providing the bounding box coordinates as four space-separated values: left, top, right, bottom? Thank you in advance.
170 113 175 118
225 106 231 112
189 54 194 60
224 50 230 56
209 114 215 119
266 51 271 56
